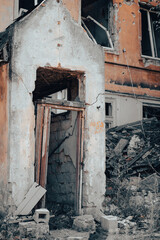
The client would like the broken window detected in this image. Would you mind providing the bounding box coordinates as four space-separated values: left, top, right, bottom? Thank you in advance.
143 105 160 120
141 7 160 58
81 0 113 49
105 102 112 116
105 101 114 129
18 0 43 15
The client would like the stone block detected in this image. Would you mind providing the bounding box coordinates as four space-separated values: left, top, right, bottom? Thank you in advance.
36 223 49 237
19 221 37 238
101 215 118 233
73 215 95 232
19 221 49 239
34 208 50 224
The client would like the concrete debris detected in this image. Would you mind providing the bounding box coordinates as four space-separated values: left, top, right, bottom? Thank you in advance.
49 229 89 239
34 208 50 224
49 204 74 230
72 215 96 232
106 117 160 179
19 221 49 239
101 215 118 233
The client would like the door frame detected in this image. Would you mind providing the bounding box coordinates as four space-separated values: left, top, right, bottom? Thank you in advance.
35 99 85 214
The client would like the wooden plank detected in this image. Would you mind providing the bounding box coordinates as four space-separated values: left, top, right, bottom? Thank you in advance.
15 182 46 215
75 111 81 214
21 187 46 215
36 98 85 109
40 107 51 188
79 110 84 215
35 104 44 184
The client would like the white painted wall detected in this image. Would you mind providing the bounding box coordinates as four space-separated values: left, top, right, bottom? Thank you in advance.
9 0 105 216
105 94 142 127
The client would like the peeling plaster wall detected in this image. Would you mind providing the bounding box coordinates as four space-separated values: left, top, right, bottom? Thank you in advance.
0 64 9 214
10 0 105 215
105 0 160 99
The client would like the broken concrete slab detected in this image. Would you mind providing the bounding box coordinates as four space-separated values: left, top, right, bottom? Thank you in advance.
72 215 95 232
101 215 118 233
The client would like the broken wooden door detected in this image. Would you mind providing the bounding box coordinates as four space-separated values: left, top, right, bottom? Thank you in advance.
35 104 51 188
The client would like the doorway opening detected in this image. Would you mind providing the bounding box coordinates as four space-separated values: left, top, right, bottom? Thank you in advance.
33 67 85 224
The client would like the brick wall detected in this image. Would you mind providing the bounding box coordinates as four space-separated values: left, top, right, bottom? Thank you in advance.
46 111 77 210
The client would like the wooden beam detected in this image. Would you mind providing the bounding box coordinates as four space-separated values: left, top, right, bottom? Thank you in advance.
40 107 51 189
37 98 85 109
35 105 44 184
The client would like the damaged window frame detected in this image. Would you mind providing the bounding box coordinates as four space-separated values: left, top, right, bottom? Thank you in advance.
81 16 114 50
140 5 160 60
14 0 43 17
143 103 160 120
81 0 114 51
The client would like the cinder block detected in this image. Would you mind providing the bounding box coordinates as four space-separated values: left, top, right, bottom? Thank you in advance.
34 208 50 224
101 215 118 233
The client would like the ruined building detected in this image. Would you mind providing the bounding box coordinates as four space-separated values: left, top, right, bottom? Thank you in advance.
0 0 160 219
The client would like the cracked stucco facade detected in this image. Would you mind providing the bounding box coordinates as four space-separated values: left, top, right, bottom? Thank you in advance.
4 0 106 217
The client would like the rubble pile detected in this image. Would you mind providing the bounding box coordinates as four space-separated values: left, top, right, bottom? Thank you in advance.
104 118 160 234
49 203 74 230
106 117 160 179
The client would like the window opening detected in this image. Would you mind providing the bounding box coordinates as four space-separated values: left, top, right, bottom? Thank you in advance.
141 7 160 58
33 67 84 102
81 0 113 49
143 105 160 120
105 101 113 129
105 102 112 116
18 0 43 13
